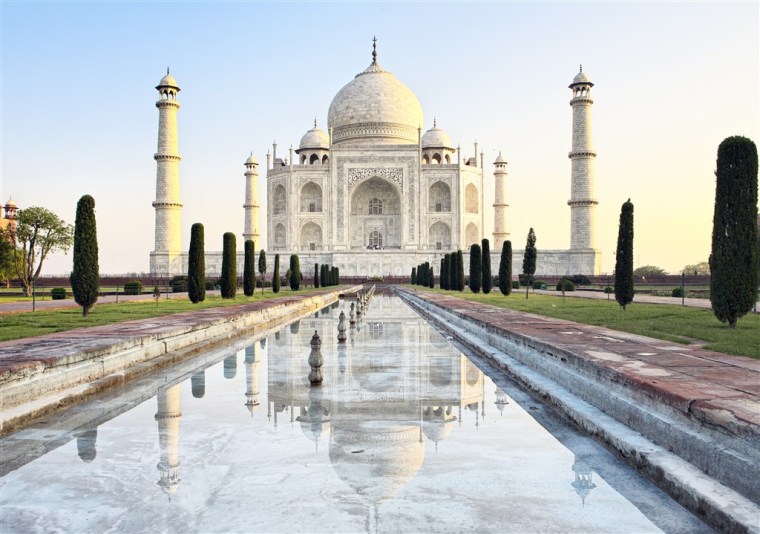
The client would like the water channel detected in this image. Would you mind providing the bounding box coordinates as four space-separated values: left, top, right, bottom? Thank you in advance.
0 294 712 533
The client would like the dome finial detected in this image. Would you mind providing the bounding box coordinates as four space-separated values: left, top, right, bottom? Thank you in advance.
167 66 170 75
372 36 377 63
579 64 582 73
433 117 437 128
314 117 317 128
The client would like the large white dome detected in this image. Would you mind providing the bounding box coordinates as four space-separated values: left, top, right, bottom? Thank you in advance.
328 58 423 146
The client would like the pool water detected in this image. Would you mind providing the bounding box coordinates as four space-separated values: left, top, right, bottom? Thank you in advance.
0 294 711 533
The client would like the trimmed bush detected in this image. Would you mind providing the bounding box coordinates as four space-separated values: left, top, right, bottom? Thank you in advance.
672 287 685 298
51 287 67 300
604 286 614 294
188 223 206 303
124 280 143 295
272 255 281 293
469 244 482 293
498 240 512 296
569 274 591 286
511 280 520 290
170 276 188 292
556 278 575 292
70 194 99 316
243 240 255 297
532 280 547 290
481 239 492 294
221 232 237 299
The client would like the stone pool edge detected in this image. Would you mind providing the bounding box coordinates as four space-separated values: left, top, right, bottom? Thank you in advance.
396 287 760 534
0 286 360 436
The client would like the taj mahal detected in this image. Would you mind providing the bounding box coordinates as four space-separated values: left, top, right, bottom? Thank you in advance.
149 41 601 277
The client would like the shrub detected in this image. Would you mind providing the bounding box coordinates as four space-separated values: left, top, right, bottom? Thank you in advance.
532 280 547 290
124 280 143 295
188 222 206 303
604 286 613 294
205 279 217 290
556 278 575 292
170 275 188 292
569 274 591 286
51 287 67 300
511 280 520 290
672 287 685 298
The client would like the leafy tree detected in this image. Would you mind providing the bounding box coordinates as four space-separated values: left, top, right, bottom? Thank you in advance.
11 206 73 296
710 136 758 327
258 250 267 293
682 261 710 275
411 267 416 285
243 240 255 296
482 238 492 294
220 232 237 299
614 200 635 310
272 254 281 293
188 223 206 303
469 243 482 293
498 240 513 296
314 263 320 288
456 250 465 291
70 195 99 316
633 265 667 277
522 228 536 299
289 254 301 290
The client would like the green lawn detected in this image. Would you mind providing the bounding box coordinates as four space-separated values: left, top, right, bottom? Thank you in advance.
0 288 326 342
412 287 760 359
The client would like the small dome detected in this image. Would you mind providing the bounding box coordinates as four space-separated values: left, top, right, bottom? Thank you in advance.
494 152 506 164
299 124 330 150
156 69 180 90
5 197 16 207
245 152 258 165
421 123 452 149
570 67 592 87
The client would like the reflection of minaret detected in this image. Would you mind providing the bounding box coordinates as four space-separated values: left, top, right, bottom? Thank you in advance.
494 387 509 415
155 384 181 497
244 345 260 416
191 370 206 398
224 354 237 379
571 454 597 506
76 427 98 463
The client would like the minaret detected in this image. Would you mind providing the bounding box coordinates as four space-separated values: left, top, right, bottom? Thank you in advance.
243 153 260 245
492 152 509 249
155 384 181 497
151 69 183 275
568 65 598 250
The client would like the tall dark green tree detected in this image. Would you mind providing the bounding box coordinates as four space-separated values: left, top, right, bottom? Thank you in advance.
70 195 99 316
469 244 482 293
411 267 416 285
440 257 447 290
289 254 301 290
429 266 435 288
710 136 758 327
220 232 237 299
314 263 320 288
614 200 635 310
482 238 492 294
498 240 513 296
447 253 455 290
522 228 537 299
258 250 267 294
456 250 465 291
272 254 281 293
188 223 206 303
243 240 255 296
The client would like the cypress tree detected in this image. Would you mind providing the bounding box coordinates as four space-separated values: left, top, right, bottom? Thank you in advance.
314 263 320 288
243 240 255 296
411 267 416 285
456 250 465 291
522 228 537 299
272 254 281 293
614 200 634 310
440 257 446 290
258 250 267 293
447 253 455 290
482 238 492 294
429 266 434 288
469 244 482 293
710 136 758 327
336 267 340 285
70 194 99 316
188 223 206 303
289 254 301 290
322 264 328 286
221 232 237 299
498 240 513 296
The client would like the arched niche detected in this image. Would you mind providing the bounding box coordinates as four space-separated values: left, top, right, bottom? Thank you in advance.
428 221 451 250
300 181 322 212
274 223 286 248
465 222 479 247
428 181 451 212
300 221 322 251
465 184 478 214
349 177 402 249
273 184 286 215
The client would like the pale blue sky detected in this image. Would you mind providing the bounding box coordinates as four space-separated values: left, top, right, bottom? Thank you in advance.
2 1 758 275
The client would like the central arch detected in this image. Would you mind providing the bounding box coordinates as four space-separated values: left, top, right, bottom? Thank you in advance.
349 177 402 249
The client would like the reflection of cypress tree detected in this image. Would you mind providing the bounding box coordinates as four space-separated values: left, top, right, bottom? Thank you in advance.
191 371 206 398
291 321 300 334
76 428 98 463
224 354 237 379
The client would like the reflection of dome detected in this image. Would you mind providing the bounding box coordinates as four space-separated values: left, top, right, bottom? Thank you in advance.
76 429 97 463
421 123 452 149
422 406 456 448
328 45 423 145
299 124 330 150
330 423 425 502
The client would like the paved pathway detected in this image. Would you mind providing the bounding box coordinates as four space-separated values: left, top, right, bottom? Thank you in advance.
533 288 760 311
0 291 201 314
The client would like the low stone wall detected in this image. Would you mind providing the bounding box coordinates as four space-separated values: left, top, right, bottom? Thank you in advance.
0 287 359 435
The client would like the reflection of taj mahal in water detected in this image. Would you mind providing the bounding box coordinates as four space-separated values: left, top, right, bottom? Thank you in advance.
61 296 596 507
150 40 602 276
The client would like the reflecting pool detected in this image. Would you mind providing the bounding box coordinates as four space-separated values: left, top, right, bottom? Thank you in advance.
0 294 711 533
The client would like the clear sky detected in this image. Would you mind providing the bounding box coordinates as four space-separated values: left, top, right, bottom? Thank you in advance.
2 1 758 276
